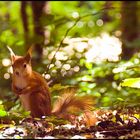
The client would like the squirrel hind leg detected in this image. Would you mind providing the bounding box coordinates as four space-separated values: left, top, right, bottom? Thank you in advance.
29 92 51 118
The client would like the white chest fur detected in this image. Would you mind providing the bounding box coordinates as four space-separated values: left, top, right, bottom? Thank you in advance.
14 77 30 111
14 76 28 89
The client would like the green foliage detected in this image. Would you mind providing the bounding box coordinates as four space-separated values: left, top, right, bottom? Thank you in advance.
45 116 68 126
50 84 74 93
0 105 7 117
0 1 140 118
121 78 140 89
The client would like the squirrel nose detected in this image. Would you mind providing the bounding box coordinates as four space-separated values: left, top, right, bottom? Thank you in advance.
15 71 20 76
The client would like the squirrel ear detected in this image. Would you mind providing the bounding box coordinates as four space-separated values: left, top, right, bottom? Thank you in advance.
25 47 32 63
7 46 16 64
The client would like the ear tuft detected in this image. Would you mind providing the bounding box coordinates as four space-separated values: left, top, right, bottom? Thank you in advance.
7 46 16 64
25 47 32 63
27 46 32 56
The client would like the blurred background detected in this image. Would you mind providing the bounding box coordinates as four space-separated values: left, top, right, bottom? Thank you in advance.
0 1 140 112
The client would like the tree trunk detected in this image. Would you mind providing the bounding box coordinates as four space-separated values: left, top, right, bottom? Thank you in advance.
31 1 47 62
121 1 138 60
21 1 30 49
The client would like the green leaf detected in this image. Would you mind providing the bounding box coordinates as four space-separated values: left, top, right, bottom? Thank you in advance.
22 111 31 117
117 98 124 102
45 116 68 125
85 62 92 69
0 124 14 129
50 84 73 92
0 109 7 117
121 78 140 88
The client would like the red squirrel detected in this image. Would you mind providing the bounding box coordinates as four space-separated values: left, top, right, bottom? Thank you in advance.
8 46 93 119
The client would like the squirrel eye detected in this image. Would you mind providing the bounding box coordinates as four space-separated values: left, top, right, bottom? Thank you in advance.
23 63 27 68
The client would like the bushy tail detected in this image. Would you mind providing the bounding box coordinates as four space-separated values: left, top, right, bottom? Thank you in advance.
51 89 95 118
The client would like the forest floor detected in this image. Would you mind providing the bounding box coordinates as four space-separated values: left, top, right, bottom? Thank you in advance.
0 108 140 139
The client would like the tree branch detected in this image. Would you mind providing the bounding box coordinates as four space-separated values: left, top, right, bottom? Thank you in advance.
46 6 117 73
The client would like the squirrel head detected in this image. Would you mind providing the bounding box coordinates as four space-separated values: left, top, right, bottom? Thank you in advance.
8 46 33 77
